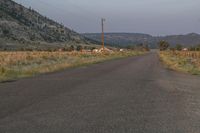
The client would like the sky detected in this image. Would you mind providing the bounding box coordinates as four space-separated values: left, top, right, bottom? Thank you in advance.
13 0 200 36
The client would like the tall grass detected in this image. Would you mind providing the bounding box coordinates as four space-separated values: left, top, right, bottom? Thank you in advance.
159 51 200 75
0 51 144 81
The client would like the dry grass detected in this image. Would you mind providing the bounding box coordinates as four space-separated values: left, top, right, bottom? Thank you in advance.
159 51 200 75
0 51 145 81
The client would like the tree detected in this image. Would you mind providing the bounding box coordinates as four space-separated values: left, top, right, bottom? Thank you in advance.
175 44 183 51
143 44 150 51
196 45 200 51
2 29 10 35
90 47 96 50
76 45 83 51
189 46 195 51
158 40 170 51
189 45 200 51
70 45 74 51
126 45 134 50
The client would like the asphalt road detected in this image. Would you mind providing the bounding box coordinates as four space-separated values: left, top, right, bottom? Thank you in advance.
0 52 200 133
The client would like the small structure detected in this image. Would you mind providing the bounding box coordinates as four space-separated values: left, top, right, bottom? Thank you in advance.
92 47 113 53
92 49 99 53
99 47 113 53
182 48 188 51
119 49 124 52
58 48 63 52
82 49 92 52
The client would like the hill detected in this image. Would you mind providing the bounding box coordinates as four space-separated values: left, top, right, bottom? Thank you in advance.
159 33 200 46
83 33 200 48
0 0 93 50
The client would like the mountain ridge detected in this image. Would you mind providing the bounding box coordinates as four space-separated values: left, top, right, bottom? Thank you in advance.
83 33 200 48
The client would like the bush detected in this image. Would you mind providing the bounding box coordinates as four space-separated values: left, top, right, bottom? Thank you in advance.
175 44 183 51
90 47 96 50
2 29 10 35
76 45 83 51
158 40 170 51
70 45 75 51
0 67 6 74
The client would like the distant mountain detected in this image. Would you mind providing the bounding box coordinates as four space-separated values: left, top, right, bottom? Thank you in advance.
83 33 153 46
0 0 93 50
83 33 200 48
159 33 200 46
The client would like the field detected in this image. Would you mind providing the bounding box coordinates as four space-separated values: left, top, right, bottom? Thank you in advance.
0 51 145 82
159 51 200 75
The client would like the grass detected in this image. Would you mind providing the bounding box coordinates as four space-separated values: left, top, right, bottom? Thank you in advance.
159 51 200 75
0 50 145 82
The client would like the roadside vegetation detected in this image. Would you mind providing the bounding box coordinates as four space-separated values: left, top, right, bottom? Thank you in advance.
158 40 200 75
0 50 145 82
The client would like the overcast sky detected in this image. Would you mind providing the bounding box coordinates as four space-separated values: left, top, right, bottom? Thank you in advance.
13 0 200 35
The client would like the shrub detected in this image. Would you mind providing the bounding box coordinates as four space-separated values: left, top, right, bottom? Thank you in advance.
76 45 83 51
158 40 170 51
70 45 75 51
90 47 96 50
175 44 183 51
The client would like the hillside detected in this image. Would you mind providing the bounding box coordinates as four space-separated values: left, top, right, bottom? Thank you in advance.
159 33 200 46
0 0 92 50
83 33 200 48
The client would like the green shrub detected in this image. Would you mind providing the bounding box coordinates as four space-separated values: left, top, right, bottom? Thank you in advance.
0 67 6 74
76 45 83 51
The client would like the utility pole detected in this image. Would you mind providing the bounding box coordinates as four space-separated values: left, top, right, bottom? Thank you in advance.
101 18 106 50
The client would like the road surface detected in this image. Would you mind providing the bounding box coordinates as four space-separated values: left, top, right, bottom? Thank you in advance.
0 52 200 133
